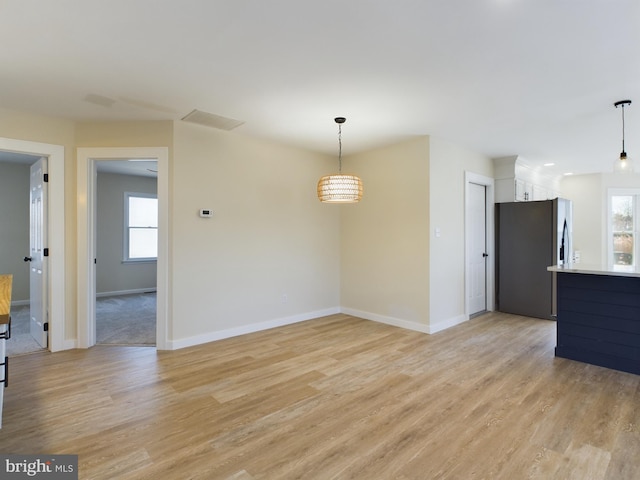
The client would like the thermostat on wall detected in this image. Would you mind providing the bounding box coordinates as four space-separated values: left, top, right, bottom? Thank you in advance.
199 209 214 218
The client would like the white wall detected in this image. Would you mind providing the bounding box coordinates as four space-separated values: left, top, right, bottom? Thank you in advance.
429 136 493 331
340 135 494 333
561 172 640 264
560 174 603 264
170 121 341 346
0 162 30 302
341 137 431 331
0 106 502 349
96 172 157 295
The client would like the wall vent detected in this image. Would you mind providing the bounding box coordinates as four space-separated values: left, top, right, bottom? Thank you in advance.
181 109 244 131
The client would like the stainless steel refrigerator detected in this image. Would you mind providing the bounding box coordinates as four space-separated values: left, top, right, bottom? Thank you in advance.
495 198 572 319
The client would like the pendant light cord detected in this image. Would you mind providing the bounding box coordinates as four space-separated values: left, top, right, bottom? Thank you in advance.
621 103 626 154
338 122 343 173
616 100 631 155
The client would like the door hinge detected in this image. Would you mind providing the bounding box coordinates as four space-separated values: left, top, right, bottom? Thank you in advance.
44 173 49 182
44 322 49 332
44 248 49 257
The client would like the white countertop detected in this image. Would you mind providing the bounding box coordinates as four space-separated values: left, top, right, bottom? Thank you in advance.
547 263 640 278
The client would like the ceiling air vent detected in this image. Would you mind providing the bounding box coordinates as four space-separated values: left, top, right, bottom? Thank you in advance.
84 93 116 108
181 109 244 131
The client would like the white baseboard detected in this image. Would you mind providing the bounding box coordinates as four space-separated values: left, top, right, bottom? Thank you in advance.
59 339 78 352
167 307 341 350
427 314 469 334
340 307 431 334
341 307 470 335
96 288 157 298
66 303 469 351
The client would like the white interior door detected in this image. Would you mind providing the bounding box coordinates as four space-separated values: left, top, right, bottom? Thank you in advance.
28 158 48 348
468 182 487 315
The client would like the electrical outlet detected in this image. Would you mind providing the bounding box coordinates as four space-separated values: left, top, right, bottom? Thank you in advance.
281 294 288 303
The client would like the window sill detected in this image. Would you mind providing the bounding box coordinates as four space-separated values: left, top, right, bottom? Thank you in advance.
122 259 157 264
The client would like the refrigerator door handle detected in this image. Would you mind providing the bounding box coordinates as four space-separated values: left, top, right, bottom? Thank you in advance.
560 219 568 263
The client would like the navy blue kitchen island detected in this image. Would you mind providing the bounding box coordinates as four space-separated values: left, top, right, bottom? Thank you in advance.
548 264 640 376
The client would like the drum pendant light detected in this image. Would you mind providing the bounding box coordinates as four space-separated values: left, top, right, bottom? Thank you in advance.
317 117 363 203
613 100 634 173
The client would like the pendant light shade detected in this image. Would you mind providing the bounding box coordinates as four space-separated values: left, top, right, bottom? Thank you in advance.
317 117 363 203
317 174 363 203
614 151 634 173
613 100 634 173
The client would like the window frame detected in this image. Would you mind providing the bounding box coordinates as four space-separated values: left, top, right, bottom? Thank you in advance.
607 188 640 267
123 191 158 263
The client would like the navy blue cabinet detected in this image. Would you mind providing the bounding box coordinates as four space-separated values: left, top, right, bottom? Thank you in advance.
556 271 640 375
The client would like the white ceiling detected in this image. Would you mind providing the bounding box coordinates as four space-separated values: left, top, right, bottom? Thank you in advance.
0 151 42 164
1 0 639 176
96 159 157 177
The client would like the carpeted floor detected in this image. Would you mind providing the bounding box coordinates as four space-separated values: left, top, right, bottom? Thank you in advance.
6 292 156 356
96 292 156 346
5 305 44 357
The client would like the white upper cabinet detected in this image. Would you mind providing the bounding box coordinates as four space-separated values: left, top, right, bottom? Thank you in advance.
493 156 561 203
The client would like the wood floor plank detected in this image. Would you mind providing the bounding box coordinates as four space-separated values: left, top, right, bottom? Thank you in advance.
1 312 640 479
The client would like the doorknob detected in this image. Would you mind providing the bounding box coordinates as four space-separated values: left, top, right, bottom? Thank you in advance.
23 256 32 262
482 253 489 258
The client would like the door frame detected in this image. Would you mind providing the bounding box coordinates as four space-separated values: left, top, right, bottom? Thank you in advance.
464 171 495 316
0 137 66 352
77 147 169 349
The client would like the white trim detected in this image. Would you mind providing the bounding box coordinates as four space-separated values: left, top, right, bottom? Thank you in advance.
606 187 640 268
340 308 468 335
168 307 340 350
464 171 495 317
428 314 469 334
0 137 65 352
77 147 170 350
340 307 430 334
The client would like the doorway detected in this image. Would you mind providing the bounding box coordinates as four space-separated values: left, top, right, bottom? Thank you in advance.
95 161 158 345
0 138 66 353
465 172 495 317
77 147 169 350
0 153 46 355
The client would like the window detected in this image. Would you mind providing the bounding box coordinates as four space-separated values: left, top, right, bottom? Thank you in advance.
125 193 158 261
608 189 640 266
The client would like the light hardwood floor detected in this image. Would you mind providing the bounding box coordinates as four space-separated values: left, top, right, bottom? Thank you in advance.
1 312 639 479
